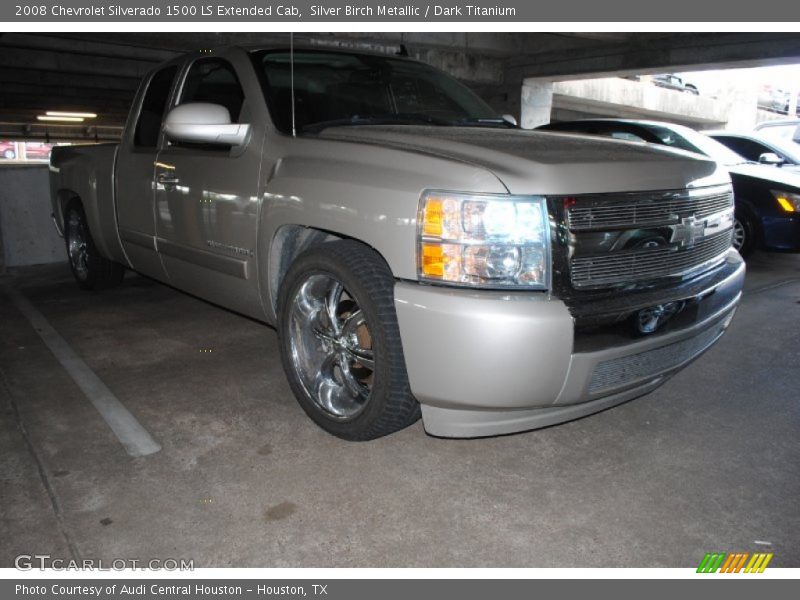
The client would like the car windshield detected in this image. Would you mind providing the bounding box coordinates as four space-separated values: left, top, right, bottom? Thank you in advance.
253 50 502 134
757 122 800 145
642 123 747 166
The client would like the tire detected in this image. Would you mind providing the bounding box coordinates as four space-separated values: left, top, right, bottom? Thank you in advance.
733 210 758 259
277 240 420 440
64 201 125 290
3 149 15 159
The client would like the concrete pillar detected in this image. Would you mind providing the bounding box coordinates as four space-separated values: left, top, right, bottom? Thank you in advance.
724 84 760 131
520 79 554 129
0 165 65 268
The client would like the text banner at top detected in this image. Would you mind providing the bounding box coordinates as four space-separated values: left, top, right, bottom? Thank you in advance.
4 0 800 22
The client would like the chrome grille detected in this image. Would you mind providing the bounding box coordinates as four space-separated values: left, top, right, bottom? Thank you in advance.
567 185 733 231
571 230 733 288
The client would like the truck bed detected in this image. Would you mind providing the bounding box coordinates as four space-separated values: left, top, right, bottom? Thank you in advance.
49 143 123 262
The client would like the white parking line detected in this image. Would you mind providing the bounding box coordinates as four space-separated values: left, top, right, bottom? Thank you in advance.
5 287 161 457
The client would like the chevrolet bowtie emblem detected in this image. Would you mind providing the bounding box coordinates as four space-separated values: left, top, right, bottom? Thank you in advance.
670 215 706 247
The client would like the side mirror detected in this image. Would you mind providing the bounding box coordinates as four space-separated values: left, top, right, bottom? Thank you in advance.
163 103 250 146
501 114 518 127
759 152 785 165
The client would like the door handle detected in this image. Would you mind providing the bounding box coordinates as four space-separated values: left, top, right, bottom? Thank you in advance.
157 172 180 187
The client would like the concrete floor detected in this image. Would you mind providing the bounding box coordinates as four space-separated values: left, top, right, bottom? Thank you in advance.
1 252 798 568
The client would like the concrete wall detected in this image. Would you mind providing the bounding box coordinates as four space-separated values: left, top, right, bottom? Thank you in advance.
522 76 731 129
0 165 64 270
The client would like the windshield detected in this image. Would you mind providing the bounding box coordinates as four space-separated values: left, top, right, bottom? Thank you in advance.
253 50 501 134
642 123 747 166
757 122 800 146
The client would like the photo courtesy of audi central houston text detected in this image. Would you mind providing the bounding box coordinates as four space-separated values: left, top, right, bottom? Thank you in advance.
1 32 798 570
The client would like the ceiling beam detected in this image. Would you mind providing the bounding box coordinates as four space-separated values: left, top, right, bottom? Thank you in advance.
0 32 175 62
0 68 140 92
0 47 153 79
510 33 800 81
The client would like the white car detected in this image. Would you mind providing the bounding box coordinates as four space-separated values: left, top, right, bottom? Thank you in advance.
706 130 800 173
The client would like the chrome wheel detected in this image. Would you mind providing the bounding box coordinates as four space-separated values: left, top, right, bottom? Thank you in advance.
66 210 89 280
732 218 746 251
287 273 375 421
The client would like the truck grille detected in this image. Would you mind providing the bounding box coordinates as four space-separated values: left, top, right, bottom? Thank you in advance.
571 229 733 288
566 185 732 231
563 185 734 290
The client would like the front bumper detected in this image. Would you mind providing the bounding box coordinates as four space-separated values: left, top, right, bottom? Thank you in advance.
394 250 745 437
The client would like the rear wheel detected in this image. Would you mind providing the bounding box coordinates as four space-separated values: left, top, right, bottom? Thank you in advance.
277 240 420 440
64 201 124 290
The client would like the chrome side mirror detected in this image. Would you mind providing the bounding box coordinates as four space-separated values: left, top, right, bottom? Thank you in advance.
759 152 785 165
163 103 250 147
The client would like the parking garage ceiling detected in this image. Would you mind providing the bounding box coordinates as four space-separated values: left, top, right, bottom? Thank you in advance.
1 32 800 140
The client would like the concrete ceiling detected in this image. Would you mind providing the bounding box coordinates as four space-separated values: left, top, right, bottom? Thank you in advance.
1 32 799 140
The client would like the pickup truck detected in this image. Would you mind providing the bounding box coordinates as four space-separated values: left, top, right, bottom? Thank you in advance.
50 46 745 440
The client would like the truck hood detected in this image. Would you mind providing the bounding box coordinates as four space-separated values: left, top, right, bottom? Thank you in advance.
319 126 729 195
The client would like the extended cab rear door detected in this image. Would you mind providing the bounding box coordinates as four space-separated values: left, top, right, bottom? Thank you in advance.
116 64 179 280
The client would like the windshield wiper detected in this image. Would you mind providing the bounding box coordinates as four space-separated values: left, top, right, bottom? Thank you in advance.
301 113 453 133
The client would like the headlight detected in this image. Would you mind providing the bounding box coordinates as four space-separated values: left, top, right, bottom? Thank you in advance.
417 191 550 289
772 190 800 213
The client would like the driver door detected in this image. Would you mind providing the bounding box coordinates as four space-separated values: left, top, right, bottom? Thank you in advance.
154 55 265 317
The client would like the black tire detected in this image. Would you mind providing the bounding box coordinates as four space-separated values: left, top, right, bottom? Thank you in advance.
277 240 420 440
733 210 758 259
64 201 125 290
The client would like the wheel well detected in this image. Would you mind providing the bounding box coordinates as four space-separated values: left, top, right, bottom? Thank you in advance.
267 225 392 313
57 190 81 221
735 200 762 240
268 226 342 312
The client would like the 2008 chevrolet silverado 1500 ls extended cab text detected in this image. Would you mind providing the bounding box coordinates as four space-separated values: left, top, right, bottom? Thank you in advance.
50 46 745 440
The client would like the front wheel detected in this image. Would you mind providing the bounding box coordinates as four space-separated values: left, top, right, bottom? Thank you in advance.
64 201 125 290
733 211 757 258
277 240 420 440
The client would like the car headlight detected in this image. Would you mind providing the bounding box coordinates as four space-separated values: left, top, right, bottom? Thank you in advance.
417 191 550 289
772 190 800 213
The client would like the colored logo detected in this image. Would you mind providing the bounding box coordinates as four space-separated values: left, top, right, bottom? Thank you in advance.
697 552 773 573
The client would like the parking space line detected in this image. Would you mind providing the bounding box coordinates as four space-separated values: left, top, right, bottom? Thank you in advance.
4 286 161 457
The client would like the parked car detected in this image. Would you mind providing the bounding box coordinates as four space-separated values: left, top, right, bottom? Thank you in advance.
757 85 790 113
652 73 699 95
23 142 54 161
0 140 17 159
706 131 800 172
50 47 744 440
538 119 800 257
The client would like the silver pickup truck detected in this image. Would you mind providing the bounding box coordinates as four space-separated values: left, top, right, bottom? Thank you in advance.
50 46 745 440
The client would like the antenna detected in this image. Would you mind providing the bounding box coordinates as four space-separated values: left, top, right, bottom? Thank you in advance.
290 32 296 138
